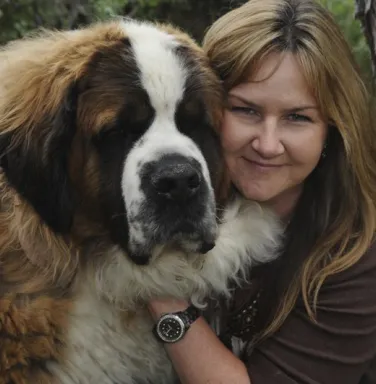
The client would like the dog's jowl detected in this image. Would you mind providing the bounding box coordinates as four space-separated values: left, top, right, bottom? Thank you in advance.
0 18 282 384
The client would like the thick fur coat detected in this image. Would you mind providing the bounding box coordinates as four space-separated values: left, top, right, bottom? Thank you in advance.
0 19 282 384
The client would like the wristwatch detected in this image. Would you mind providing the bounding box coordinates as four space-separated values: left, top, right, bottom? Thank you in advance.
153 304 201 343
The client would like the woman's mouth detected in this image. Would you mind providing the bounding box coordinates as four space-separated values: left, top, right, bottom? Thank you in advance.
242 157 284 170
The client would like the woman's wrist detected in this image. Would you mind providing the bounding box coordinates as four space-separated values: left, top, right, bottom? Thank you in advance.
147 297 250 384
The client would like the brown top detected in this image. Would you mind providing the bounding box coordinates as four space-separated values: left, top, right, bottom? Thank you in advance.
225 242 376 384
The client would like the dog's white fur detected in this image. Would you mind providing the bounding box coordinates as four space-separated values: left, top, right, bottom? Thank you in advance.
48 197 282 384
121 20 217 257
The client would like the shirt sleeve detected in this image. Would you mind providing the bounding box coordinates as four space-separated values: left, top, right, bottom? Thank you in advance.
244 243 376 384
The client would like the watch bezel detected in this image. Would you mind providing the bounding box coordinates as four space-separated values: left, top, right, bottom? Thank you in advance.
155 313 186 343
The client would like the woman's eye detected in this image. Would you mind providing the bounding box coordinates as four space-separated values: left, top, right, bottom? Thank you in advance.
230 106 257 115
288 113 312 122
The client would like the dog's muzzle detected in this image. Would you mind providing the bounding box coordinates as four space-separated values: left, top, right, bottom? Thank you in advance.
135 153 217 259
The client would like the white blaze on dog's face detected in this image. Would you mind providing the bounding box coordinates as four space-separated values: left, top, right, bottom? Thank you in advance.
120 21 218 263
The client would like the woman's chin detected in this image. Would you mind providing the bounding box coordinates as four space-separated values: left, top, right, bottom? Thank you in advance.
238 184 275 203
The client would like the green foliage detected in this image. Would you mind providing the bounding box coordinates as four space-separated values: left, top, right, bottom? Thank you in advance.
319 0 372 82
0 0 125 45
91 0 125 19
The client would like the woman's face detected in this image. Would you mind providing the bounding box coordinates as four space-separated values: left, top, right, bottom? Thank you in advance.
221 52 328 217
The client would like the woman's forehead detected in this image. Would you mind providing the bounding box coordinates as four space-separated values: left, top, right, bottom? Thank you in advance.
229 52 318 108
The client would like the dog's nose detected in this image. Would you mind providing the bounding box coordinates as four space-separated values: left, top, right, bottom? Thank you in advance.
151 163 201 201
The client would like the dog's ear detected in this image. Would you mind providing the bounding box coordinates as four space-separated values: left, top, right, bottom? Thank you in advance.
0 83 78 233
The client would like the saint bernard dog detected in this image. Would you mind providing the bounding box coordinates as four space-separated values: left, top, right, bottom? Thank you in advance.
0 18 282 384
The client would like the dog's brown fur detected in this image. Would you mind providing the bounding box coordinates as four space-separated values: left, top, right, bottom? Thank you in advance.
0 20 225 383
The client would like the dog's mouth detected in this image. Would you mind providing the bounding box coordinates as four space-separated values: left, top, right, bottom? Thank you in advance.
126 216 218 265
167 223 217 254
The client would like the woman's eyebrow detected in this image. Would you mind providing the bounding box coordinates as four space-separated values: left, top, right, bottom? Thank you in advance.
228 94 318 113
283 106 319 113
227 94 262 110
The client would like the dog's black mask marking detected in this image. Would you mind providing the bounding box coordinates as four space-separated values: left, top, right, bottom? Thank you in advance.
0 83 78 234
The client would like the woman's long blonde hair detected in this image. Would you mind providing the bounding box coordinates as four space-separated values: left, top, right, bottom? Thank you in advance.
203 0 376 338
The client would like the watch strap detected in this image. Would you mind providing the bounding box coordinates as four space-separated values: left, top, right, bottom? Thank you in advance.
180 304 201 326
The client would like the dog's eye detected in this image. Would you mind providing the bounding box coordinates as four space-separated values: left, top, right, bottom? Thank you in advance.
179 98 203 122
91 123 125 146
93 113 152 145
130 101 153 125
92 97 154 146
176 98 209 136
182 99 201 119
98 124 123 139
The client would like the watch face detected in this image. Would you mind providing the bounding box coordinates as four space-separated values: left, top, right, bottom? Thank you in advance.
156 314 185 343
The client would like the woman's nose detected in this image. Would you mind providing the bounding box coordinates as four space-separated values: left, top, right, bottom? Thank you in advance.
251 119 284 158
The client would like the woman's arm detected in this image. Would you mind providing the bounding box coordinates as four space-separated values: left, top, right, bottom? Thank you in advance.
148 298 251 384
149 243 376 384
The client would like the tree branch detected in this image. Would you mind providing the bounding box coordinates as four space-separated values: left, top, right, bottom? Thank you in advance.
355 0 376 78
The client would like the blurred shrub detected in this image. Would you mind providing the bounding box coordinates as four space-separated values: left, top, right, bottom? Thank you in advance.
320 0 372 82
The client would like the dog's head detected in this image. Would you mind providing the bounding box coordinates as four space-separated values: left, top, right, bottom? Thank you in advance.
0 19 225 265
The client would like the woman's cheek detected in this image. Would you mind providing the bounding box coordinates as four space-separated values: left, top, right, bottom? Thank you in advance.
220 115 244 152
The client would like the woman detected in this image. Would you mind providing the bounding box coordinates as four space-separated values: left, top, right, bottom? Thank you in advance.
148 0 376 383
